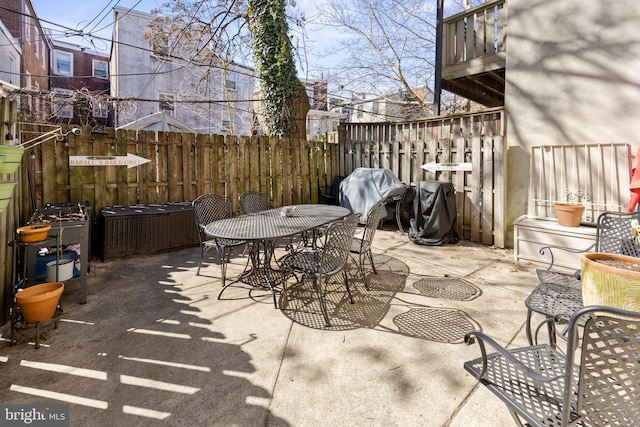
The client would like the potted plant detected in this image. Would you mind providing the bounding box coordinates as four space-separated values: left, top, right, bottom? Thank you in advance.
553 189 588 227
580 252 640 311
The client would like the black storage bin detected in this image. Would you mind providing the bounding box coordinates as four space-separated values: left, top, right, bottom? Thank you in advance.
99 203 200 259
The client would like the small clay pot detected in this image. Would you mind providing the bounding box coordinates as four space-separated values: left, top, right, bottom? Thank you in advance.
553 203 584 227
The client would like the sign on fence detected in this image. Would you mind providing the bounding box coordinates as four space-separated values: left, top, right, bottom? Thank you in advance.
421 161 472 172
69 154 150 168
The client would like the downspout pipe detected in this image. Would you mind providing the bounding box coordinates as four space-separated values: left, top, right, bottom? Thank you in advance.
433 0 444 116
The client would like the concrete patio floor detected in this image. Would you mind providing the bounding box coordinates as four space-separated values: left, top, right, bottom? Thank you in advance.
0 225 540 426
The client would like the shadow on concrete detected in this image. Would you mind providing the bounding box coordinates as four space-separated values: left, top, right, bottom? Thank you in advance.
0 249 290 426
278 253 482 343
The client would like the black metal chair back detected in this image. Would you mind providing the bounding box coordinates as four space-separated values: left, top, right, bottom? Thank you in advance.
193 193 234 228
280 213 360 327
320 213 361 276
464 305 640 426
387 185 416 232
239 190 270 214
594 210 640 256
192 193 244 283
351 202 386 289
319 175 345 205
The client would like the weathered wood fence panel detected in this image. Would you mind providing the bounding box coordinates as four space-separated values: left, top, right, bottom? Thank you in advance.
341 108 506 247
3 110 507 324
1 94 18 325
16 128 342 226
12 109 506 264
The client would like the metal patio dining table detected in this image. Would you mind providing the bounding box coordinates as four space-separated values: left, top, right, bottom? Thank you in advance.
204 204 350 307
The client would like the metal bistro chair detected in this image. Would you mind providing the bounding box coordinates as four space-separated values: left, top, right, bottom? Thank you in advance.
385 185 416 232
280 213 360 327
192 194 246 285
319 175 345 205
350 202 386 290
464 305 640 427
526 210 640 346
239 190 271 214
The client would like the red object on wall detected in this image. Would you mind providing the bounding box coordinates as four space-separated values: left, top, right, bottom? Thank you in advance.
627 148 640 212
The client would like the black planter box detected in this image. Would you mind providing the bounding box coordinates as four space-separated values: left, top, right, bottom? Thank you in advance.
99 203 199 260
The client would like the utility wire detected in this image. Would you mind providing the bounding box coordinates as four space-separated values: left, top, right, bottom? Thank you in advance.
0 6 423 121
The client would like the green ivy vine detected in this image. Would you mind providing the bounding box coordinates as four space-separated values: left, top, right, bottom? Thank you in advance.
248 0 304 138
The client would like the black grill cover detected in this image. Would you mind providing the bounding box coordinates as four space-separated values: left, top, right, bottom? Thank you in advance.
409 181 459 246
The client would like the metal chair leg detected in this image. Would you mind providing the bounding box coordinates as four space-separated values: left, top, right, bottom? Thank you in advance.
314 277 331 327
196 247 205 276
343 270 354 304
216 246 231 286
368 249 377 275
396 206 404 233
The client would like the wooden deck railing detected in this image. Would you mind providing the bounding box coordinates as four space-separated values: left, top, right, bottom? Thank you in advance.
442 0 506 78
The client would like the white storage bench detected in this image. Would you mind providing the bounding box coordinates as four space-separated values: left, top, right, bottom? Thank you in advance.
514 215 597 272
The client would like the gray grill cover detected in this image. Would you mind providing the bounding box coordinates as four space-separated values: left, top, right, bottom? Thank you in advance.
409 180 459 245
339 168 406 222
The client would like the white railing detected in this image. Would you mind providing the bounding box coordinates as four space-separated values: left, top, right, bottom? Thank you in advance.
530 143 633 223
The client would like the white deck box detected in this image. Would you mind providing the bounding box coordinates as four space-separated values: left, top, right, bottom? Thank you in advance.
514 215 597 272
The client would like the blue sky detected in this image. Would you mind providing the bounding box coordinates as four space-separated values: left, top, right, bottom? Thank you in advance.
30 0 187 55
29 0 331 62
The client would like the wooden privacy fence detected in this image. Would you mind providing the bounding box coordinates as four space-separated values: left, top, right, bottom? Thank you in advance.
339 108 506 247
14 109 506 250
17 127 341 223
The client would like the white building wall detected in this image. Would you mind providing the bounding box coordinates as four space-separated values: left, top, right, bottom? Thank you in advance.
0 21 21 87
504 0 640 244
110 6 254 135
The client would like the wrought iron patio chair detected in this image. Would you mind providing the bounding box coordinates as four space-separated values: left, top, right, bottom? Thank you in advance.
239 190 270 214
384 185 415 232
280 213 360 327
350 201 386 290
527 210 640 346
464 305 640 427
319 175 345 205
192 193 246 285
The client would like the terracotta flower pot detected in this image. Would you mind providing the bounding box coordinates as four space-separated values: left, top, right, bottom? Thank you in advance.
15 282 64 324
553 203 585 227
580 252 640 311
17 224 51 243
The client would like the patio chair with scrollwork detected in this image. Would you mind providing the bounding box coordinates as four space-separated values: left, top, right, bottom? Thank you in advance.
280 213 360 327
385 185 416 232
527 210 640 347
464 305 640 427
239 190 271 214
350 201 386 290
192 194 246 285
